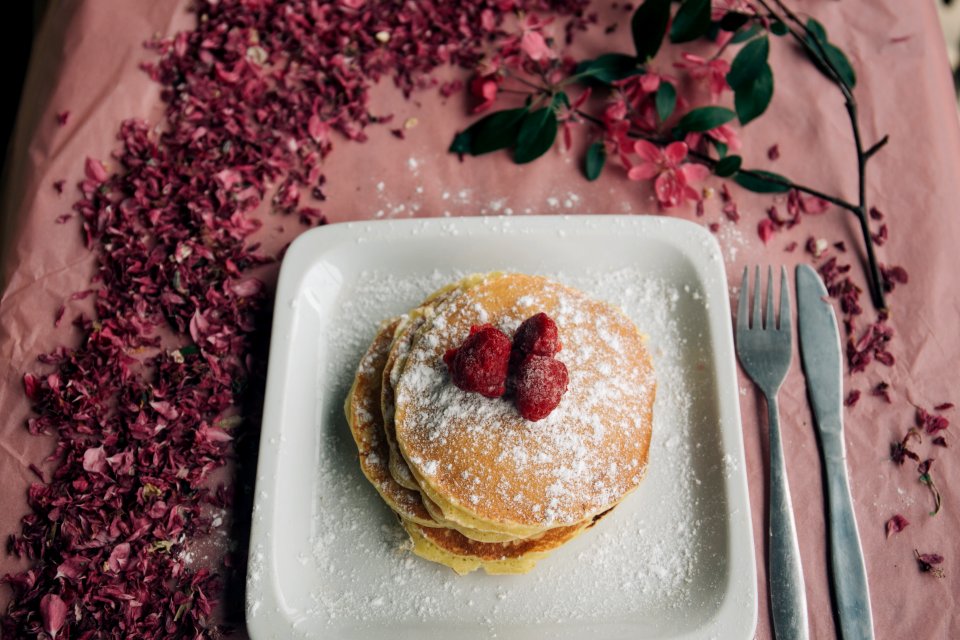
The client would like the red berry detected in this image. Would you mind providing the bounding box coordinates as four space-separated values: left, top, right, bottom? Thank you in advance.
444 324 512 398
512 312 561 359
514 354 569 421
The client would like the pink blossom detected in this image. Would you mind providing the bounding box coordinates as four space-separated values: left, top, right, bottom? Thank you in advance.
628 141 709 208
469 74 501 113
675 53 731 101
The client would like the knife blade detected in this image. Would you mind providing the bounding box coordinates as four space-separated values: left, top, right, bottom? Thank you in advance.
796 264 874 640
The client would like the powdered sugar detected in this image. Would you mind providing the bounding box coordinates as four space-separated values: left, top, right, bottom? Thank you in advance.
295 264 732 631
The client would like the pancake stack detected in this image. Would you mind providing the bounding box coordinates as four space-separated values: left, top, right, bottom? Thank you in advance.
345 273 656 574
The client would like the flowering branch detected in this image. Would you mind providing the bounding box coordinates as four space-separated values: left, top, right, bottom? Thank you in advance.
449 0 891 310
576 107 856 212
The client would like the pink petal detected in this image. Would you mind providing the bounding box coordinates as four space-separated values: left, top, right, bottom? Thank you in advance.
684 132 703 149
683 184 702 203
520 31 553 62
639 73 661 93
308 115 329 144
664 141 689 166
680 52 707 66
84 157 108 183
758 219 776 244
81 447 108 474
885 514 909 538
655 171 686 208
680 163 710 183
627 163 660 181
633 139 662 163
228 278 263 297
107 543 131 572
40 594 68 639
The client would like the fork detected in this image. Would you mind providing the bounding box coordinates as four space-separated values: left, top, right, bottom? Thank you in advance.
736 266 809 640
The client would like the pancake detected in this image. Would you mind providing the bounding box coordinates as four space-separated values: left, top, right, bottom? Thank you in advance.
381 315 425 491
381 279 481 491
401 506 616 575
348 316 519 543
401 518 583 575
344 318 436 527
381 278 528 543
393 273 656 537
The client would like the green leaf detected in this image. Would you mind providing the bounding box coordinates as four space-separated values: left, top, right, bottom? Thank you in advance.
713 141 728 158
714 155 742 177
676 106 736 133
575 53 641 85
734 169 792 193
804 18 856 88
731 24 762 44
734 63 773 125
584 141 606 181
719 12 750 32
727 36 769 89
448 108 527 156
655 81 677 123
514 108 558 164
631 0 672 62
770 20 788 36
669 0 712 43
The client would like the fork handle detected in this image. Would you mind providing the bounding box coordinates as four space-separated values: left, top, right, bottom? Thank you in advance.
767 394 809 640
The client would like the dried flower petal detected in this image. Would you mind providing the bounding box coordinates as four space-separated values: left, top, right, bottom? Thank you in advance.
40 594 67 638
872 381 892 403
916 407 950 435
915 550 945 578
84 157 108 183
885 514 909 538
757 218 775 244
6 2 594 637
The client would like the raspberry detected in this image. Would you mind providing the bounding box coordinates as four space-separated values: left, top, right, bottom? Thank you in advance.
512 312 562 359
514 354 569 421
444 324 512 398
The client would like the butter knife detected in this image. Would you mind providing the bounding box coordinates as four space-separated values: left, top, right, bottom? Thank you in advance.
796 264 874 640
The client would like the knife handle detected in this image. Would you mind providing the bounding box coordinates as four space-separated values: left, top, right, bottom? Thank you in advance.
821 431 875 640
767 394 809 640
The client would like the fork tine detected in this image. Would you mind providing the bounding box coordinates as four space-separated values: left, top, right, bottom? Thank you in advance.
752 266 762 331
765 265 774 330
737 267 749 330
779 265 790 333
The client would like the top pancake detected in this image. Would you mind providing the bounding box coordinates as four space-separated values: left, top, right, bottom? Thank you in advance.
393 273 656 532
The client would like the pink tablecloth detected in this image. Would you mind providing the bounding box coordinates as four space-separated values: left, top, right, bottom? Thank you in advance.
2 1 959 638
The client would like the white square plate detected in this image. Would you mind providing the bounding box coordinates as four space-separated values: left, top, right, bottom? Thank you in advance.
246 215 757 640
